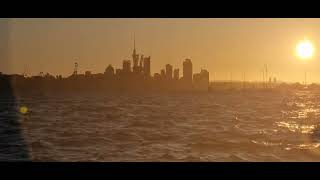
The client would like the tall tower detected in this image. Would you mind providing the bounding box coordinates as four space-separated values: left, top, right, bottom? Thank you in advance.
161 69 165 79
139 55 144 73
174 68 179 80
183 59 193 84
165 64 173 80
143 56 151 77
132 36 139 73
73 62 78 75
133 36 136 60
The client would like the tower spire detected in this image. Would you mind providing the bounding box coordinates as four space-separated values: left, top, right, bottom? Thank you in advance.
132 33 137 57
132 33 139 70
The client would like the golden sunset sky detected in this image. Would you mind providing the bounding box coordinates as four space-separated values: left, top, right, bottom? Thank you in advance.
1 18 320 83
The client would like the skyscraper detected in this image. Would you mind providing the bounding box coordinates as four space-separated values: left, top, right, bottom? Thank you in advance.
173 68 179 80
123 60 131 73
143 56 151 77
140 55 143 70
161 69 165 79
183 59 193 84
165 64 173 80
200 69 209 82
132 37 140 73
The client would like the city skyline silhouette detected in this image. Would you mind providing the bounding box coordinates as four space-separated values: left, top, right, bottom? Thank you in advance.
2 18 320 83
0 37 211 93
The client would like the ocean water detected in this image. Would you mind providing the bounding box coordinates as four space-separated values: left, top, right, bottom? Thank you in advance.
2 89 320 161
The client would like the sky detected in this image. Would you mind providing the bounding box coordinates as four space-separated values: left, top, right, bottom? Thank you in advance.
1 18 320 83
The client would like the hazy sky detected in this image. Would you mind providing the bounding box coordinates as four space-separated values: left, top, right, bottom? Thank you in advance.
1 18 320 83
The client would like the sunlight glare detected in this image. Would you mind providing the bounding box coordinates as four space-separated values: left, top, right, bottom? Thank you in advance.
296 40 314 60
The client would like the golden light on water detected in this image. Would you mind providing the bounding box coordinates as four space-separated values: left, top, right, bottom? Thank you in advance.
296 40 314 60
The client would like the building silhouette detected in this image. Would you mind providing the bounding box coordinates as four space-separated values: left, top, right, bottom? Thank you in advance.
165 64 173 80
143 56 151 77
193 69 209 91
174 69 179 80
139 55 143 74
104 65 114 76
122 60 131 73
154 73 161 81
132 38 140 74
85 71 91 76
131 38 151 78
73 62 78 75
183 58 193 85
0 38 212 93
161 69 165 79
116 69 122 76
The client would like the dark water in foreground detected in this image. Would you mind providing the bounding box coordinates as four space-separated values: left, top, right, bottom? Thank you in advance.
2 89 320 161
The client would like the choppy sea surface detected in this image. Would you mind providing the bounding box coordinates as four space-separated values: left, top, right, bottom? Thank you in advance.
2 89 320 161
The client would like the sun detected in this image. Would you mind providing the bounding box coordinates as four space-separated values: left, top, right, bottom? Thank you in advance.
296 40 314 60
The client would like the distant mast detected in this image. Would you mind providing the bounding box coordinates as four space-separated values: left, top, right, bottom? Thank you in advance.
230 72 233 89
243 72 246 89
23 64 29 77
304 71 307 87
265 64 268 88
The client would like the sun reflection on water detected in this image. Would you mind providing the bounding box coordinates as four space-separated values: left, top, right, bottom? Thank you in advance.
276 121 315 134
274 91 320 156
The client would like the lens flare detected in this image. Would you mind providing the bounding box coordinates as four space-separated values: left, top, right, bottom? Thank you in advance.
19 106 28 114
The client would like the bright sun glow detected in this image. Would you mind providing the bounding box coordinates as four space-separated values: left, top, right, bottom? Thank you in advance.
296 40 314 60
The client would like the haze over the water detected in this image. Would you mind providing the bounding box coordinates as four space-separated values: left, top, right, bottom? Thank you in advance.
1 18 320 83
